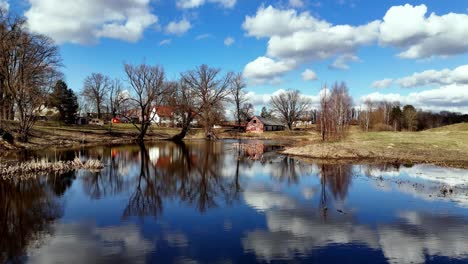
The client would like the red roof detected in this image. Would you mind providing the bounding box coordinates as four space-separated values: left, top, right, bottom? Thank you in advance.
155 106 174 118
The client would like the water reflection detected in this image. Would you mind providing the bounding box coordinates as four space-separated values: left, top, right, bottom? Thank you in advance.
1 141 468 263
0 177 63 263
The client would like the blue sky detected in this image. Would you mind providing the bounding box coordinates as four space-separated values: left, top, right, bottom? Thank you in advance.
3 0 468 112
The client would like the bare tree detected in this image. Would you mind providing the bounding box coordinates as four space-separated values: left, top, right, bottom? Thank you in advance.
123 63 167 143
270 89 310 130
240 103 254 122
168 81 197 142
181 64 233 139
230 73 248 130
319 82 353 141
81 73 111 119
109 78 125 119
0 11 61 141
362 99 374 132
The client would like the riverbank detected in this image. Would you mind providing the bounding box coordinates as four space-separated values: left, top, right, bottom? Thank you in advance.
0 122 309 156
283 123 468 168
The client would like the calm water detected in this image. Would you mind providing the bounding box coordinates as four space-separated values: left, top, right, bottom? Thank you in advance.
1 140 468 264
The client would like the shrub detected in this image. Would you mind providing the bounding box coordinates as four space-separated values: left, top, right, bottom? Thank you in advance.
0 128 14 144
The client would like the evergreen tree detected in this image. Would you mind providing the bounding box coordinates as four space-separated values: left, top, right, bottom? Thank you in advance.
49 80 79 124
260 106 273 118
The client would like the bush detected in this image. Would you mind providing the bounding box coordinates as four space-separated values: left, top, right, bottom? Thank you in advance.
0 128 14 144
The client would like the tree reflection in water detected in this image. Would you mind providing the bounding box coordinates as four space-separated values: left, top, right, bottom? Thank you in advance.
0 176 65 263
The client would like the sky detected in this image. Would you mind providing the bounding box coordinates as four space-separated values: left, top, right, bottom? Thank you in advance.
3 0 468 113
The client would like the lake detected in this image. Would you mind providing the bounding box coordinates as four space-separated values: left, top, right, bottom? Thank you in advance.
1 140 468 264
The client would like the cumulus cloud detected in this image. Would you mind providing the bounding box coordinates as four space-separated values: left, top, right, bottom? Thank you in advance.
373 64 468 89
372 78 393 89
24 0 158 44
329 54 360 70
380 4 468 59
0 0 9 11
242 5 379 81
165 19 192 36
224 36 235 46
176 0 236 9
360 84 468 113
397 65 468 88
301 69 318 81
243 57 297 84
159 39 172 46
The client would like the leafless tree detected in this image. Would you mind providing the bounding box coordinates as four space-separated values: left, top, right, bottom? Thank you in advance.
0 10 61 141
168 81 197 141
230 73 248 130
181 64 233 139
270 89 311 130
362 99 374 132
81 73 111 119
319 82 353 141
240 103 254 122
109 78 126 119
123 63 167 143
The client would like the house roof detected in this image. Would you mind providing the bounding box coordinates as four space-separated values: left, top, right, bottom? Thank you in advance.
156 106 174 117
254 116 285 126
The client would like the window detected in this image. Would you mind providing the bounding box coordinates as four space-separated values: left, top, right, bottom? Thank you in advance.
253 120 257 124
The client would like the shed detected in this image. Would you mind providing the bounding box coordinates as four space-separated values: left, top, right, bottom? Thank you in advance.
246 116 285 133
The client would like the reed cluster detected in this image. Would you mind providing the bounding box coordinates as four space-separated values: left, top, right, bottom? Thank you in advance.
0 157 104 180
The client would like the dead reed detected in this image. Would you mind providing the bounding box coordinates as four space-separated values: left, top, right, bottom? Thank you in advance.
0 157 104 180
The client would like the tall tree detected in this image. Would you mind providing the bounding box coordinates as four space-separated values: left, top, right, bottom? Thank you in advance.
403 104 418 131
0 9 61 141
319 82 353 141
260 106 273 119
168 81 197 142
123 63 167 143
240 103 254 122
81 73 111 119
181 64 233 139
270 89 311 130
49 80 78 124
230 73 247 129
108 78 125 119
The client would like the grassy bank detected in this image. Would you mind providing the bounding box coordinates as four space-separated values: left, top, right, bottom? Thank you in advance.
284 123 468 168
0 121 310 154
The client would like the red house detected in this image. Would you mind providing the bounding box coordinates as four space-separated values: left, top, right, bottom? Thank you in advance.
246 116 285 133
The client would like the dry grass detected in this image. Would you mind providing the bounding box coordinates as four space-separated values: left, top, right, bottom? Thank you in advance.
284 123 468 168
0 157 103 180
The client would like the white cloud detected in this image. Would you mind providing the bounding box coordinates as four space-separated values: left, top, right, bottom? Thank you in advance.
176 0 236 9
361 84 468 113
242 5 330 38
372 64 468 89
224 36 235 46
243 56 297 84
242 5 379 79
329 54 360 70
0 0 9 11
372 78 393 89
301 69 318 81
195 33 214 40
25 0 158 44
380 4 468 59
165 18 192 36
289 0 304 8
397 65 468 88
159 39 172 46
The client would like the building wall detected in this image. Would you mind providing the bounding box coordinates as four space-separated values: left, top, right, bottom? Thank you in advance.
246 116 264 133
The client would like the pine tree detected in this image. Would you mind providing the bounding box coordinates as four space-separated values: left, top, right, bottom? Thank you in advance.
49 80 79 124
